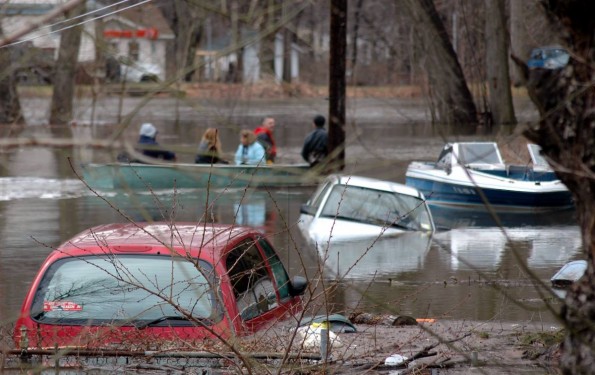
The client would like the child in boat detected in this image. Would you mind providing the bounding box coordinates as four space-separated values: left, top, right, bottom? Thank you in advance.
195 128 228 164
137 123 176 161
234 129 266 165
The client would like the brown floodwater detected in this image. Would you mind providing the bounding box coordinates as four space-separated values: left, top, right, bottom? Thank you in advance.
0 96 581 337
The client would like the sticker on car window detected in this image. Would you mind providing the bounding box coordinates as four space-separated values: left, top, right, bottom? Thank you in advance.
44 301 83 312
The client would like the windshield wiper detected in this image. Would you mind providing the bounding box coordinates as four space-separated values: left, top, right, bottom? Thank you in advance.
136 315 210 330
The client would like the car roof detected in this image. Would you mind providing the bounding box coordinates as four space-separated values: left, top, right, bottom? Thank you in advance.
331 174 424 199
56 222 254 260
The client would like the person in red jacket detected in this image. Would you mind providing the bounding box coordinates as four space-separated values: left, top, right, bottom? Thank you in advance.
254 117 277 163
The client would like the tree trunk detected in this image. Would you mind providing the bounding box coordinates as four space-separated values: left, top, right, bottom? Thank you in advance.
0 50 24 128
282 28 292 83
402 0 478 133
157 0 203 82
0 26 24 128
282 1 292 83
230 0 243 83
513 1 595 372
509 0 530 86
328 0 346 172
349 0 364 85
49 2 85 134
484 0 516 127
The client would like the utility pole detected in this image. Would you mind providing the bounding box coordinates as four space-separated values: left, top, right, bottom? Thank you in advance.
328 0 347 171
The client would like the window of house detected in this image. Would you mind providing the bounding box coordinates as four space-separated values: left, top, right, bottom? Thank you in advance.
128 41 139 61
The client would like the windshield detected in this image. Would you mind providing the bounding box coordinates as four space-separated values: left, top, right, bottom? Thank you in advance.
528 144 549 167
319 185 433 231
31 255 221 326
457 143 502 165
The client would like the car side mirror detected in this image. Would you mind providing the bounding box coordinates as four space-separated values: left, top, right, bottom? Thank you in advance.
300 204 316 215
289 275 308 296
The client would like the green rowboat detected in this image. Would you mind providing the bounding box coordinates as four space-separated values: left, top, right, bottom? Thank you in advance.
80 162 318 190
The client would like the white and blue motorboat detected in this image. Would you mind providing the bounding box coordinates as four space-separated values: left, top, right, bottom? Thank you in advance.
405 142 573 211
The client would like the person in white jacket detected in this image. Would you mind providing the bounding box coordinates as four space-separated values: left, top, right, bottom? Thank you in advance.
234 129 266 165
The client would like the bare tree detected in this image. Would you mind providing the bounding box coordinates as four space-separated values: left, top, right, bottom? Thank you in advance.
513 0 594 372
484 0 516 128
158 0 204 82
402 0 478 133
0 32 24 127
49 2 86 132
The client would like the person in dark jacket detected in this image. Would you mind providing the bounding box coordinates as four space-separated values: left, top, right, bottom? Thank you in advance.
195 128 228 164
301 115 328 166
137 123 176 161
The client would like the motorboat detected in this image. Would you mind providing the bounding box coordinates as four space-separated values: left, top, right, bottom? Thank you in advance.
298 174 435 246
405 142 573 211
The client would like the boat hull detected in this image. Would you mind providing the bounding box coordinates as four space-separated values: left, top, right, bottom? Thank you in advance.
80 163 318 190
406 166 573 211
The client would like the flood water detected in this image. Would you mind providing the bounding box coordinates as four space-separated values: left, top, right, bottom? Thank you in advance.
0 96 582 335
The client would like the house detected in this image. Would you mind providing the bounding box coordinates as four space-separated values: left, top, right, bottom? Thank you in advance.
197 27 301 83
0 0 174 82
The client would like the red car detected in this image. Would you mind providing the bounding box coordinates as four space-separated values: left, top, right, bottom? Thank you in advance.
14 222 307 349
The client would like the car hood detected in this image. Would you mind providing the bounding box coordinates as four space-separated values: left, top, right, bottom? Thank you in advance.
299 215 405 245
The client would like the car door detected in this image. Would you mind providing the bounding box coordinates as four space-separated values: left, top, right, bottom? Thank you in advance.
225 237 299 333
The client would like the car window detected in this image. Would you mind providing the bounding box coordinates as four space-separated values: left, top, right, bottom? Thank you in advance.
257 238 291 300
226 239 277 320
530 49 543 59
31 256 220 326
309 180 333 211
319 185 434 231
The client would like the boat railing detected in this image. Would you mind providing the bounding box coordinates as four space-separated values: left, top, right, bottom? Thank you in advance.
408 161 437 170
461 163 506 171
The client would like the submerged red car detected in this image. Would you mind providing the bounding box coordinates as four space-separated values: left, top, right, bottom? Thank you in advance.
14 222 307 349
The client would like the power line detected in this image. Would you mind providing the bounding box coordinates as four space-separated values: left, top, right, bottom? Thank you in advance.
1 0 152 49
43 0 133 31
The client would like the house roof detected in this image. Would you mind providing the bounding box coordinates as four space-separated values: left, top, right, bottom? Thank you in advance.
1 1 175 40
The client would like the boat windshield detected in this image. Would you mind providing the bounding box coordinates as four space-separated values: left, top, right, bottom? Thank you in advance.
457 143 503 165
319 184 433 232
528 144 550 168
30 255 221 326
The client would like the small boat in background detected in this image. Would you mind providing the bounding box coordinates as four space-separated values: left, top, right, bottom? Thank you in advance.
80 162 318 190
405 142 573 211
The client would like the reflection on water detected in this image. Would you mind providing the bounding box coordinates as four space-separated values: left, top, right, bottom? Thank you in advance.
314 209 583 323
430 205 577 229
433 225 582 272
315 232 433 280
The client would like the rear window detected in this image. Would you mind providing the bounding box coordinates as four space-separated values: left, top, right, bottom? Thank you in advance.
31 255 221 326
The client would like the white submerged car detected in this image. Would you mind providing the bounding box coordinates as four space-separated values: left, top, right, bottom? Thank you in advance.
298 175 435 246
